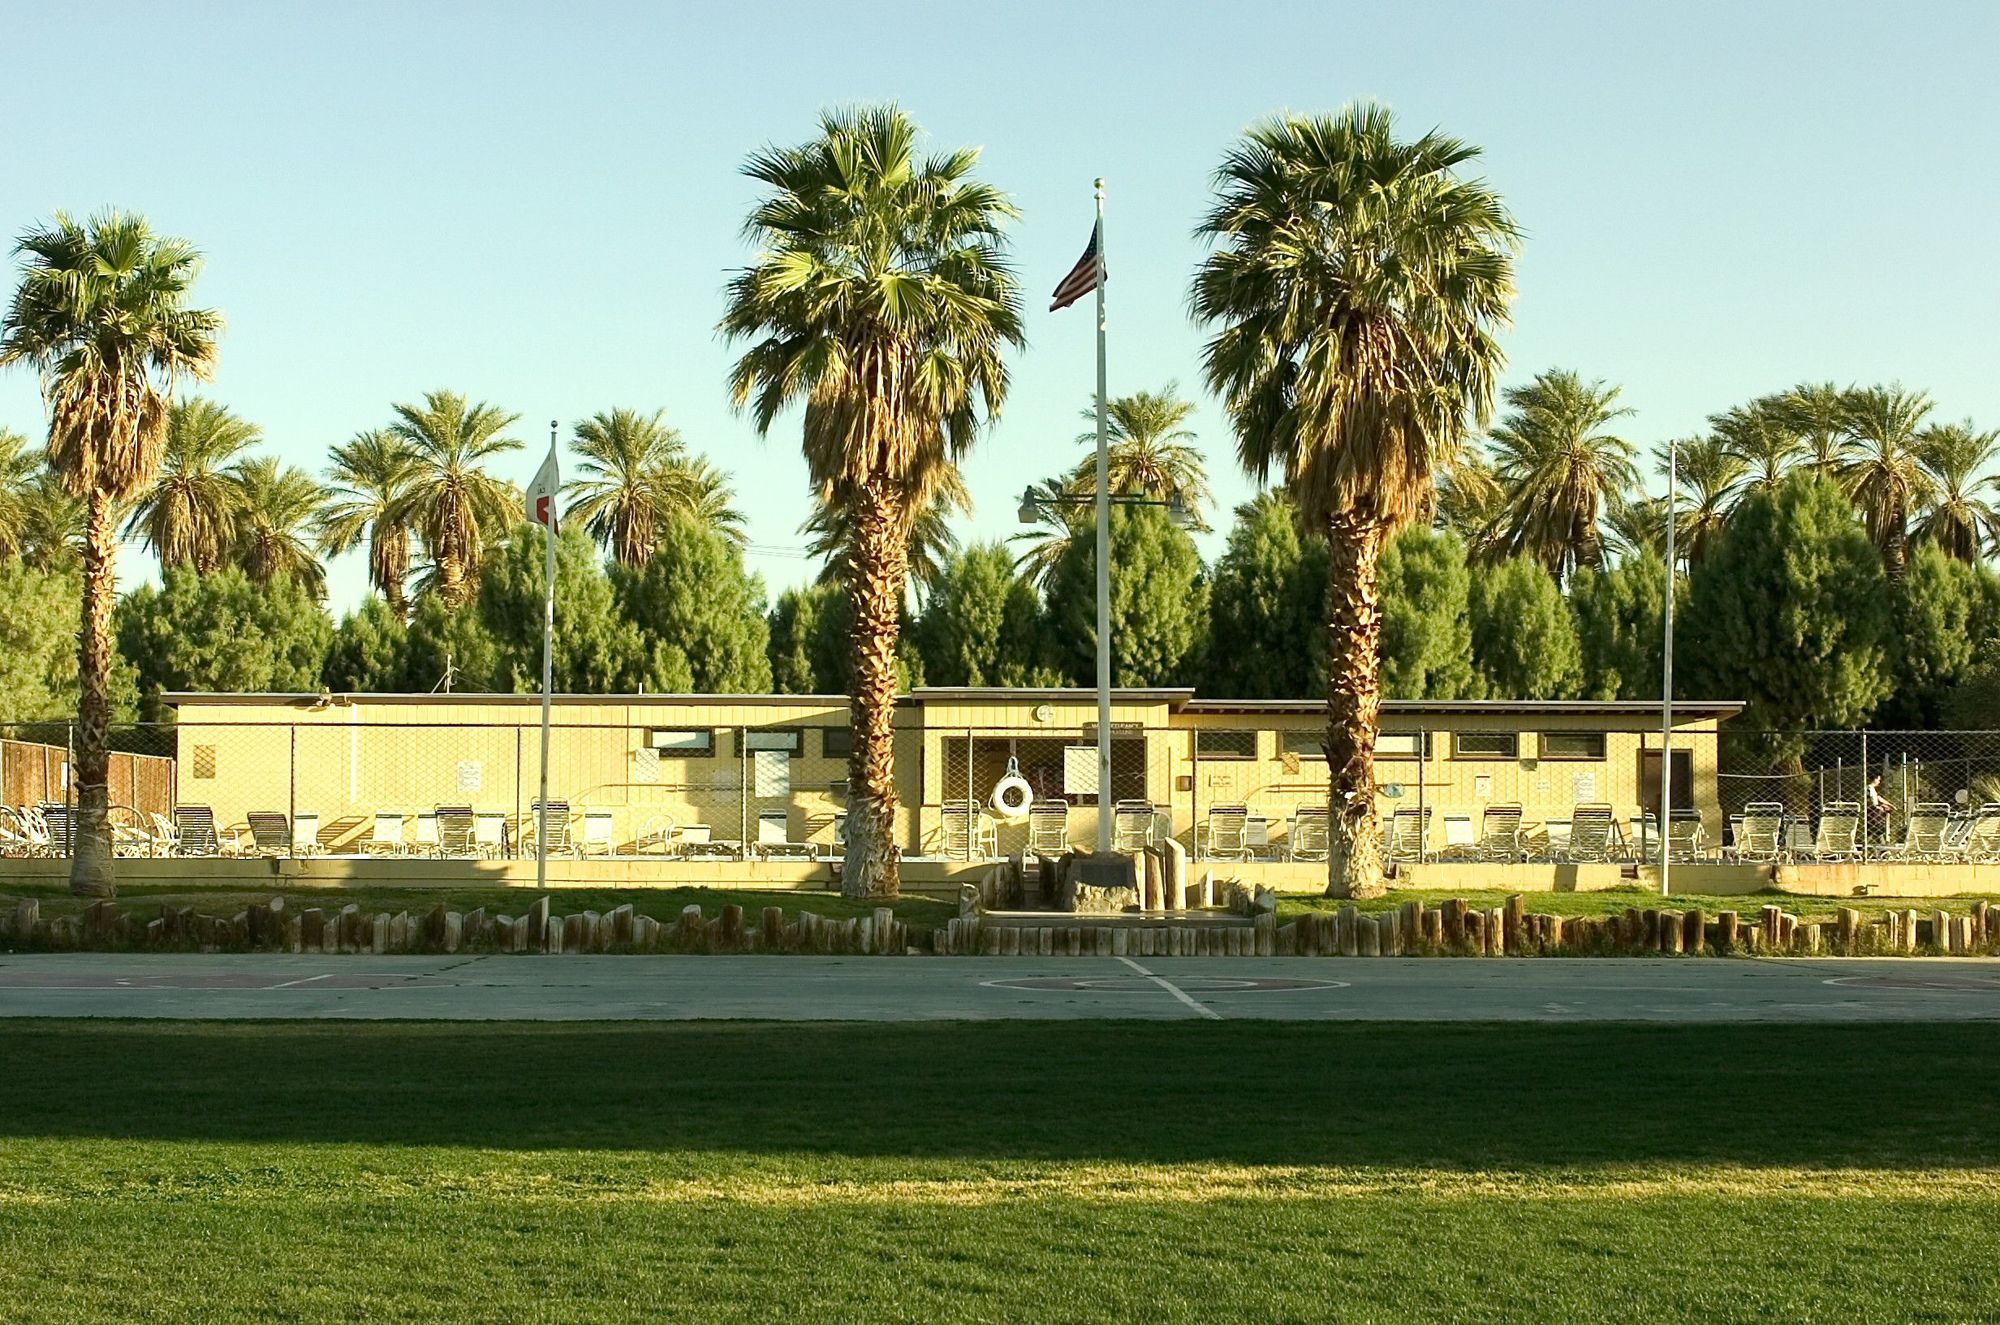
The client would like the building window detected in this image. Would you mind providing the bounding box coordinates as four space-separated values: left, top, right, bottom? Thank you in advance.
191 746 217 780
822 727 853 760
1539 731 1606 761
1280 730 1324 762
1281 729 1429 760
1452 731 1519 760
1195 729 1258 761
744 728 804 759
648 728 714 757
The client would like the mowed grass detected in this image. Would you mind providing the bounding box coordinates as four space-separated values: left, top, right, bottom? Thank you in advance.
0 882 956 929
1278 884 2000 927
2 1021 1998 1322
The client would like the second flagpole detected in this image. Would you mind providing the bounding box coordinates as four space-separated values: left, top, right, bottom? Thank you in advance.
536 420 557 895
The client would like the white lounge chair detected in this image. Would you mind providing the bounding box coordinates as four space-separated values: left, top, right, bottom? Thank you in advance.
1287 805 1330 862
1474 805 1524 862
1111 800 1156 853
365 812 405 856
1564 804 1617 863
1386 806 1432 862
1200 805 1251 861
474 812 508 859
1731 803 1785 863
1026 800 1069 857
579 810 616 858
1811 803 1860 862
940 800 998 860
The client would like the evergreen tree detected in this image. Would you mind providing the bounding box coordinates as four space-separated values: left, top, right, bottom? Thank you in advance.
1877 541 1999 728
767 584 830 694
1044 504 1207 688
471 524 657 693
1204 493 1314 698
613 515 772 693
399 592 506 693
114 567 331 721
1377 528 1480 699
1468 557 1583 699
913 543 1051 687
0 562 138 723
1681 473 1893 742
1570 555 1668 700
322 597 410 692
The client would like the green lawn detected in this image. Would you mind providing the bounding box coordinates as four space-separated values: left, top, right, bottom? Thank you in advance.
0 882 955 929
1278 884 2000 926
1 1020 1997 1322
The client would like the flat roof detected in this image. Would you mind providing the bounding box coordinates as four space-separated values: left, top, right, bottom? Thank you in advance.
164 690 1742 720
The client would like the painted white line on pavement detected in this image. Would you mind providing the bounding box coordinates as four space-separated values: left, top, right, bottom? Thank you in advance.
1116 955 1222 1021
265 974 335 990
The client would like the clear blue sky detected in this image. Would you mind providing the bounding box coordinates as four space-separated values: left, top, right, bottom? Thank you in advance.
5 0 1997 613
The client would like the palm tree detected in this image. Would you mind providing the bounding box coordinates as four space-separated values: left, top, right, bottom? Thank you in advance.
0 426 40 561
1487 369 1638 581
722 106 1024 898
1662 435 1745 566
1839 383 1934 582
1432 447 1506 560
666 454 747 548
1775 382 1847 478
1710 397 1802 492
1191 105 1517 898
1063 386 1213 530
566 408 689 567
1603 493 1669 563
320 428 420 618
0 211 220 896
18 470 84 570
1912 419 2000 562
231 455 326 595
1008 474 1082 590
385 390 523 609
804 465 969 599
126 397 256 573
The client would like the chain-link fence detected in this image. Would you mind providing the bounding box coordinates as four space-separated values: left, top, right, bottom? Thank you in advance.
1719 729 2000 861
0 719 853 861
932 723 1163 860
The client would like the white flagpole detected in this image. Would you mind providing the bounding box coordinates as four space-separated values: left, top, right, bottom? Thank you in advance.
1660 440 1677 897
536 421 558 895
1092 179 1112 857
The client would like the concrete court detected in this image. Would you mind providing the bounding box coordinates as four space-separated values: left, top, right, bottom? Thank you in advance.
2 953 1999 1022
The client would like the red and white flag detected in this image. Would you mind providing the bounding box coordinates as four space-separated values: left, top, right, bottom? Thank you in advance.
1049 223 1102 312
526 443 561 533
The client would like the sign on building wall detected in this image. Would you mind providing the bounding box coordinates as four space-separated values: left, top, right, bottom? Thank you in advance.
456 761 481 793
1062 745 1097 795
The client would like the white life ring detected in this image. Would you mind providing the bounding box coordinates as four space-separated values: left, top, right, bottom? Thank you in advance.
990 758 1034 821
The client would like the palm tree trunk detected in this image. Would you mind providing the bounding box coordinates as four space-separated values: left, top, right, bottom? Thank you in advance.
841 485 909 900
1323 511 1387 899
1881 501 1907 584
69 487 119 898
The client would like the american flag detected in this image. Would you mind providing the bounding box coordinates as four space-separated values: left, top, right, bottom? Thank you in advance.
1048 224 1102 312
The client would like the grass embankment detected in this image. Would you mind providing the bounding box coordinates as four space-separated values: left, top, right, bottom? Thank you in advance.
1279 885 2000 927
1 1020 1997 1322
0 882 955 929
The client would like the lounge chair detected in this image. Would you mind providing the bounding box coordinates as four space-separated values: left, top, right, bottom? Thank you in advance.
173 805 220 857
1200 804 1251 861
1386 806 1433 862
579 809 617 858
1244 815 1272 861
0 806 44 857
1810 803 1860 862
434 806 475 858
1436 814 1477 860
411 813 441 857
290 813 322 856
1564 804 1617 863
634 814 677 856
1112 800 1157 854
1962 804 2000 863
756 813 816 861
676 824 717 858
474 812 508 859
1474 804 1524 862
526 801 575 857
148 812 181 858
1665 811 1707 862
940 800 998 860
1881 803 1952 861
244 811 292 857
1026 800 1069 857
1287 805 1330 862
38 802 73 857
364 811 405 856
1731 803 1786 863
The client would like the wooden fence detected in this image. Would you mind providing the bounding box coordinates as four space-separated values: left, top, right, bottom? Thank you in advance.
0 738 176 820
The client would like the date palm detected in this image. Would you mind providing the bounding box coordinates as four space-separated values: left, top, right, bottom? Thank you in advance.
566 408 689 567
320 428 420 618
1775 382 1847 478
1710 397 1802 492
1912 419 2000 562
385 390 523 610
1192 105 1517 898
0 426 39 561
1487 369 1638 581
1662 435 1745 566
18 469 84 569
1433 447 1506 561
1603 493 1668 563
127 397 256 572
723 106 1024 898
231 455 326 595
667 454 746 548
1839 383 1934 582
0 211 220 896
1063 386 1213 530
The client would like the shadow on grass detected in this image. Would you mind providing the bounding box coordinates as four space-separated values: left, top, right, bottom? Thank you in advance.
2 1020 1997 1169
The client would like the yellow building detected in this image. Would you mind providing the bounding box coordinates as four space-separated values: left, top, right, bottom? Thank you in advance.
166 689 1739 865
